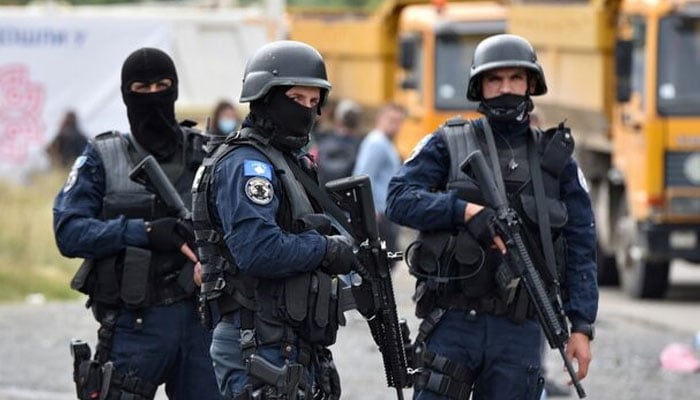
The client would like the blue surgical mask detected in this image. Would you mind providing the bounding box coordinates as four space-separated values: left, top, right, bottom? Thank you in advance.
217 118 237 135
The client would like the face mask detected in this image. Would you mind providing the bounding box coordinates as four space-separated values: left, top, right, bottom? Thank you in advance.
478 93 533 123
217 118 238 135
120 48 180 160
123 88 179 159
263 88 317 150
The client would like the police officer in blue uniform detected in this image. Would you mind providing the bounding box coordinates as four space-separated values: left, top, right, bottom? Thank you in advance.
191 41 355 399
386 34 598 399
54 48 223 400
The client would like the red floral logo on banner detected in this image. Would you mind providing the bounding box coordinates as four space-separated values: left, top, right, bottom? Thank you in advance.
0 64 46 164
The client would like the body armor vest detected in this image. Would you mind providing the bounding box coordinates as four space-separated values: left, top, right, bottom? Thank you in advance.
192 127 341 347
409 117 573 318
87 127 204 308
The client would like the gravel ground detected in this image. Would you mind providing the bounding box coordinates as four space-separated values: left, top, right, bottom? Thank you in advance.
1 254 699 399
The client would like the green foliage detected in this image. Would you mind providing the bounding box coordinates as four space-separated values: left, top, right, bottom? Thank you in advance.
0 171 81 303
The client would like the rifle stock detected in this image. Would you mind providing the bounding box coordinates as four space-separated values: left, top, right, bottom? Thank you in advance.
325 175 409 399
461 151 586 399
129 155 190 220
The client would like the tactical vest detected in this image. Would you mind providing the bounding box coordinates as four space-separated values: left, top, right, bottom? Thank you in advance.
192 127 341 347
409 117 573 319
86 127 204 308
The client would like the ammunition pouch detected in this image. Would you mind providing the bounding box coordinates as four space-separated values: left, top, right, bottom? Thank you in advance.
519 195 568 232
71 246 193 311
539 124 574 179
99 361 158 400
120 247 151 308
410 309 477 399
71 258 96 295
268 271 341 347
409 229 510 318
406 230 483 282
413 349 477 400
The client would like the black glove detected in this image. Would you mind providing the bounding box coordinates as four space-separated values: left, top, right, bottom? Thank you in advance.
466 207 498 248
146 217 194 252
320 235 355 275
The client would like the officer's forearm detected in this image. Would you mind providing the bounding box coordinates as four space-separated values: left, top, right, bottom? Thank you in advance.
55 216 143 259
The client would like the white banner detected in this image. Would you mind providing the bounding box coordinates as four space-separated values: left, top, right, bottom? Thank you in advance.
0 14 171 182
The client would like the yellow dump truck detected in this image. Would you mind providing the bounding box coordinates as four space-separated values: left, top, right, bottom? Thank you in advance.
289 1 506 158
290 0 700 298
508 0 700 298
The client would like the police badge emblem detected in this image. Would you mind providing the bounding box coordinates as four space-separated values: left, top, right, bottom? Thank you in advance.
245 177 274 205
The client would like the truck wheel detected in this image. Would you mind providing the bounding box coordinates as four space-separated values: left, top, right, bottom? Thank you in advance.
621 258 670 299
596 242 619 286
616 215 670 298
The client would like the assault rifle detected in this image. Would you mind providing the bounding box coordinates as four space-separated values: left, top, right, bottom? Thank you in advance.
129 155 191 220
461 151 586 398
130 155 212 328
325 175 410 400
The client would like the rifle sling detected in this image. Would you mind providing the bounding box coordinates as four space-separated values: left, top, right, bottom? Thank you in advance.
284 155 354 236
480 120 508 201
527 129 559 282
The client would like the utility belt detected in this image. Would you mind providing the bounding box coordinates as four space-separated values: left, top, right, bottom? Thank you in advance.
219 309 341 400
213 270 345 400
415 277 537 325
216 270 343 348
434 292 508 316
71 246 196 310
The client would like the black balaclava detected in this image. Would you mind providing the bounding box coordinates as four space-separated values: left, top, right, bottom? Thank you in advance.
249 86 317 151
121 48 180 160
477 93 533 124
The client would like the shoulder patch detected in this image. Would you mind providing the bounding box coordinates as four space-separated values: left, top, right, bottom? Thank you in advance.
62 155 86 193
243 159 273 180
73 155 87 169
405 134 433 164
245 176 274 205
577 167 590 193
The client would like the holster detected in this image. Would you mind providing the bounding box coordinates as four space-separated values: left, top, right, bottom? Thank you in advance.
76 359 102 400
72 339 102 400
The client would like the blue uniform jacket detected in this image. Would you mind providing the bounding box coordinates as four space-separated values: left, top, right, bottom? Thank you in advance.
210 145 327 279
386 128 598 326
53 142 149 259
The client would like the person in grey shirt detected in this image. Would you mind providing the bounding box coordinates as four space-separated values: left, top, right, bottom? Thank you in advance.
353 102 406 254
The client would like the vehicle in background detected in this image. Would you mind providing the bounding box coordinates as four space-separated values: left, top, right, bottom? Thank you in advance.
509 0 700 298
289 1 506 158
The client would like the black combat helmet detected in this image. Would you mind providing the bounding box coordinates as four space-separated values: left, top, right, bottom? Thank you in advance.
467 34 547 101
239 40 331 112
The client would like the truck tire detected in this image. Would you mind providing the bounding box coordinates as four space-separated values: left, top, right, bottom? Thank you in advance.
596 242 619 286
616 212 670 298
621 258 670 299
591 176 621 286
